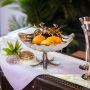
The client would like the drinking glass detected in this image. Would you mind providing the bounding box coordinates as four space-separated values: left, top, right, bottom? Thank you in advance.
79 16 90 80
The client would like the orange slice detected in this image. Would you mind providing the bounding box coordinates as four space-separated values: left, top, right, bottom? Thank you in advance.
46 36 62 44
32 35 45 44
41 39 52 45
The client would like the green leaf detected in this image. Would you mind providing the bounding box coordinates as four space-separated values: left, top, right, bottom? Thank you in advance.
7 41 14 50
3 40 22 55
15 40 20 49
18 48 22 51
3 48 13 55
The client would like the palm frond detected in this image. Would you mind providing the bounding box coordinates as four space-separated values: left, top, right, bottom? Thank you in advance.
9 15 28 31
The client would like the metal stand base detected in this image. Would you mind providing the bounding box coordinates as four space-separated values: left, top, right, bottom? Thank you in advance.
82 73 90 80
31 52 59 69
79 64 89 70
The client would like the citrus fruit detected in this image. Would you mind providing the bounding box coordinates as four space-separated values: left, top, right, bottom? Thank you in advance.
32 35 45 44
41 40 51 45
46 36 62 44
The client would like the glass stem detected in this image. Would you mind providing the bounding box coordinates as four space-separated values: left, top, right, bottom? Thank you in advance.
88 53 90 75
82 25 89 63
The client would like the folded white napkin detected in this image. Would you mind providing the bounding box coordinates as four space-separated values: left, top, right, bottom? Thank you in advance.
0 51 86 90
0 55 45 90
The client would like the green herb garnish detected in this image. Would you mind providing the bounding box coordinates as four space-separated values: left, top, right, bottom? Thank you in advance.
3 40 22 55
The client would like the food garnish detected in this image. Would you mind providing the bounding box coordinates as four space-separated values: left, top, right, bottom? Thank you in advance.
3 40 22 55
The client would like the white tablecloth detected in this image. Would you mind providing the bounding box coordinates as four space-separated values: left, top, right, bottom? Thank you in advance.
0 28 90 90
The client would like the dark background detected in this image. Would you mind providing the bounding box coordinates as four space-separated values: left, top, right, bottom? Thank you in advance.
1 0 90 54
19 0 90 54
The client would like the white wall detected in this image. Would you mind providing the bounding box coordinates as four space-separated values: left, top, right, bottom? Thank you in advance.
0 4 27 36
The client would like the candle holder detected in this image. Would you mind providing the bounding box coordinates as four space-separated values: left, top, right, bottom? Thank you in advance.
79 16 90 80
